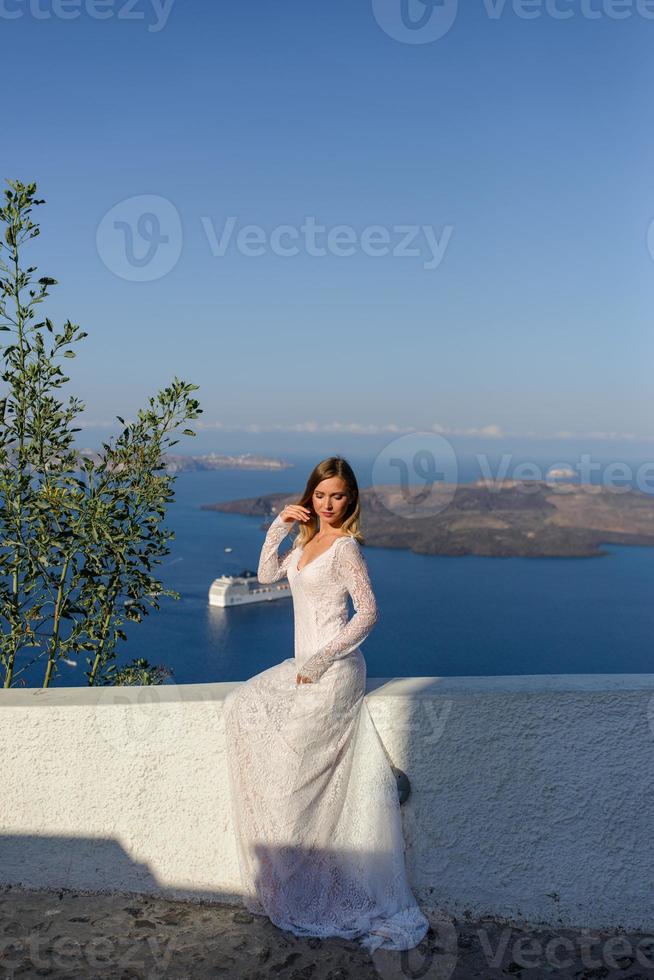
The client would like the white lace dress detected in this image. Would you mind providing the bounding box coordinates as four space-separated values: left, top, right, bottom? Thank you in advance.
223 513 429 955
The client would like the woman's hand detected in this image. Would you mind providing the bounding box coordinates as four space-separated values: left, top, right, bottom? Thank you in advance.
280 503 311 525
296 673 314 684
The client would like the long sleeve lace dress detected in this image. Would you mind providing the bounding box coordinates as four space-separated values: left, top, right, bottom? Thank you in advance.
223 513 429 955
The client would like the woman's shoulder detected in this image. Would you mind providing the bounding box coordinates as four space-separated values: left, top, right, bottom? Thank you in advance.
334 534 362 554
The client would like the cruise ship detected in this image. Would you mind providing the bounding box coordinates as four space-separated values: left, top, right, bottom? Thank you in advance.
208 569 291 607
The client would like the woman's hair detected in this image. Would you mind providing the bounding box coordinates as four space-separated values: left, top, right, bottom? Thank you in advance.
291 456 364 548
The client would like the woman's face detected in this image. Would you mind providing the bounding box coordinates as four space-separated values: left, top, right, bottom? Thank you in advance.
312 476 350 527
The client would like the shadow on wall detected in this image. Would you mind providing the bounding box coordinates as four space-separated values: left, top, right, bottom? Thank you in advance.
0 834 196 902
0 833 417 909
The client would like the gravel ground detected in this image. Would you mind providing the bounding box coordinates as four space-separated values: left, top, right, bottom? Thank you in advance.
0 887 652 979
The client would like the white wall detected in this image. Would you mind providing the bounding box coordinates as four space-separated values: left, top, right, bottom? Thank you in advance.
1 674 653 930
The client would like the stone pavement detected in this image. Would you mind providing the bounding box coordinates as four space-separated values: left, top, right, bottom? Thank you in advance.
0 886 651 979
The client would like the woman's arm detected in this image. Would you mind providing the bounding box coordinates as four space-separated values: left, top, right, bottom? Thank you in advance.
257 512 296 583
298 538 378 683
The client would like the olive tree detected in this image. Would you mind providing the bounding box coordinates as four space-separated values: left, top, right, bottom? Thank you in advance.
0 179 202 688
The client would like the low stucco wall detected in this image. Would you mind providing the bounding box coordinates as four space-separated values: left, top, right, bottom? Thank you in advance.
1 673 653 930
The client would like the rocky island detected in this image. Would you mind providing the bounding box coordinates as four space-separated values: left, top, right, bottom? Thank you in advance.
202 479 654 558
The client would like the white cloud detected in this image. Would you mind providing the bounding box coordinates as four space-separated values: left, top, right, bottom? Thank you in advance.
75 416 654 443
193 419 416 435
431 422 504 438
586 430 640 442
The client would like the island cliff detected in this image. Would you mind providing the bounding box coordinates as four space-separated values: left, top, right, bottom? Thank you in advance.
202 480 654 558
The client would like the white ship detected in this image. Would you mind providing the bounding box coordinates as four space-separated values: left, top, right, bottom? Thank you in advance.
208 569 291 607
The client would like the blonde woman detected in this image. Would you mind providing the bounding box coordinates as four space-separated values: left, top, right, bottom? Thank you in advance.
223 456 428 954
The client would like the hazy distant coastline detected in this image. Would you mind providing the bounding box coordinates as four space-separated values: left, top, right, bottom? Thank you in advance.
76 451 293 474
203 479 654 558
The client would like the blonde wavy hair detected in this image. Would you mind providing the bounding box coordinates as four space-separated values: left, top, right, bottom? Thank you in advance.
288 456 364 549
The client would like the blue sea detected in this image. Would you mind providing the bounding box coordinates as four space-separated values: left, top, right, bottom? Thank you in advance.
35 453 654 686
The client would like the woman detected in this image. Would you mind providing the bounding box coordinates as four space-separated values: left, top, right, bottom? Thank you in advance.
223 456 429 955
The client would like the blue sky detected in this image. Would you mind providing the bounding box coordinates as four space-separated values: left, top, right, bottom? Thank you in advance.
3 0 653 462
